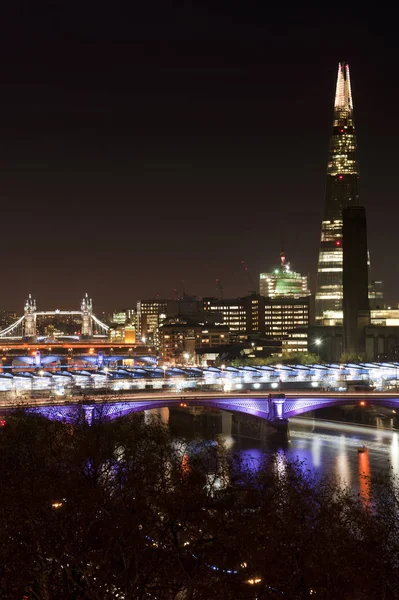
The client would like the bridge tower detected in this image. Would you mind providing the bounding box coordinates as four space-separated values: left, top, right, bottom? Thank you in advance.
81 293 93 338
24 294 37 339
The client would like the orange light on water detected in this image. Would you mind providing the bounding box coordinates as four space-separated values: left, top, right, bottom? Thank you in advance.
359 450 371 505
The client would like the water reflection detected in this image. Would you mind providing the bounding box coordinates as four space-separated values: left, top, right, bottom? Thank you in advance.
391 432 399 477
358 449 371 504
311 436 322 468
288 417 396 493
146 408 399 492
239 448 264 473
335 435 351 488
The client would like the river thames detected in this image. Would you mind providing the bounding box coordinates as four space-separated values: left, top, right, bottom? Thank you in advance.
241 417 398 490
161 406 399 494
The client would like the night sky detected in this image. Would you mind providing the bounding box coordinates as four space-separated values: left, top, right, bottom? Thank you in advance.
0 4 398 312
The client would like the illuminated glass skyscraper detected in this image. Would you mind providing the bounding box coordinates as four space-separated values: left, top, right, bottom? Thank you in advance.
315 63 360 324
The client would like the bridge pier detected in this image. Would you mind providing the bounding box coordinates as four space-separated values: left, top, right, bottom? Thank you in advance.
144 407 170 425
268 394 290 442
268 418 290 441
83 405 94 426
222 411 233 436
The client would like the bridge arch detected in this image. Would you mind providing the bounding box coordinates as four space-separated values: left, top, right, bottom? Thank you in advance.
283 396 399 418
26 397 271 424
20 394 399 426
98 398 271 422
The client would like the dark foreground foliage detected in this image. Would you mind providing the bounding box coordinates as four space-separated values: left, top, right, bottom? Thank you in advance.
0 411 398 599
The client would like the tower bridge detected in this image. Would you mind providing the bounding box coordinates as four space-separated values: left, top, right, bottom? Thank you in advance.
0 294 109 340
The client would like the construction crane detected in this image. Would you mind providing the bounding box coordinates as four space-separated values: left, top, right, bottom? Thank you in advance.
241 260 257 295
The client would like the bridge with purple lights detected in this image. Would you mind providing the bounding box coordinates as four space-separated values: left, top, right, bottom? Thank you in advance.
5 391 399 436
1 359 399 437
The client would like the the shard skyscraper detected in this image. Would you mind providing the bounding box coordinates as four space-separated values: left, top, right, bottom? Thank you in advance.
315 62 360 325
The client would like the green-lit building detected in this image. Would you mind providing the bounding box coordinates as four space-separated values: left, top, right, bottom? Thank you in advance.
259 252 310 299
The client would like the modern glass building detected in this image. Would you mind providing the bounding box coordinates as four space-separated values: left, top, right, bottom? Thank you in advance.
315 63 360 325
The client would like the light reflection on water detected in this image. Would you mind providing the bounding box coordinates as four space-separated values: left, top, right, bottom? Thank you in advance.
336 435 351 488
148 408 399 491
222 416 398 491
391 432 399 477
248 417 396 491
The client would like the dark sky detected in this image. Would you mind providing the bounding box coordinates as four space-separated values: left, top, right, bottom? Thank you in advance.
0 3 398 312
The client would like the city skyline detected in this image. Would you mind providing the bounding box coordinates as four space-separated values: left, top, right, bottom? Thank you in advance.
0 7 398 310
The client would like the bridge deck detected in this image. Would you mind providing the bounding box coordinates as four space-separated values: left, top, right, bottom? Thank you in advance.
2 390 399 411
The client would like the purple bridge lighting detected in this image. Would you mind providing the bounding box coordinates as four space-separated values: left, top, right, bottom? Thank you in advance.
19 392 399 428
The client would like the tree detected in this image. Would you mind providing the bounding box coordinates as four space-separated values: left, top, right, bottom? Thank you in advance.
1 411 399 598
230 352 320 367
339 351 366 363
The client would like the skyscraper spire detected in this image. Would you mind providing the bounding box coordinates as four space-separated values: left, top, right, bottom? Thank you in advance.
315 62 361 325
334 62 353 110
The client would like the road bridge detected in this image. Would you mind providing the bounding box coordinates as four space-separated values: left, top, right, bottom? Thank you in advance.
2 391 399 439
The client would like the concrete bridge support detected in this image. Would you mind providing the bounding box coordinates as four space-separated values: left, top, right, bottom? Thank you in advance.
145 407 170 425
268 395 289 441
83 405 94 426
222 411 233 436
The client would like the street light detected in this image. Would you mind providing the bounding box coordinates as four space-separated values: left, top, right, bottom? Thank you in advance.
314 338 322 360
220 364 226 391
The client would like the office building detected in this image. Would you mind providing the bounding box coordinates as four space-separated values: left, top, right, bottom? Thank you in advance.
264 297 310 339
371 308 399 326
112 311 127 325
159 317 230 363
369 280 384 310
281 327 308 355
136 296 202 348
108 323 136 344
202 294 264 333
342 206 370 355
203 294 309 340
136 299 170 346
0 311 17 329
260 252 310 298
315 63 361 325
